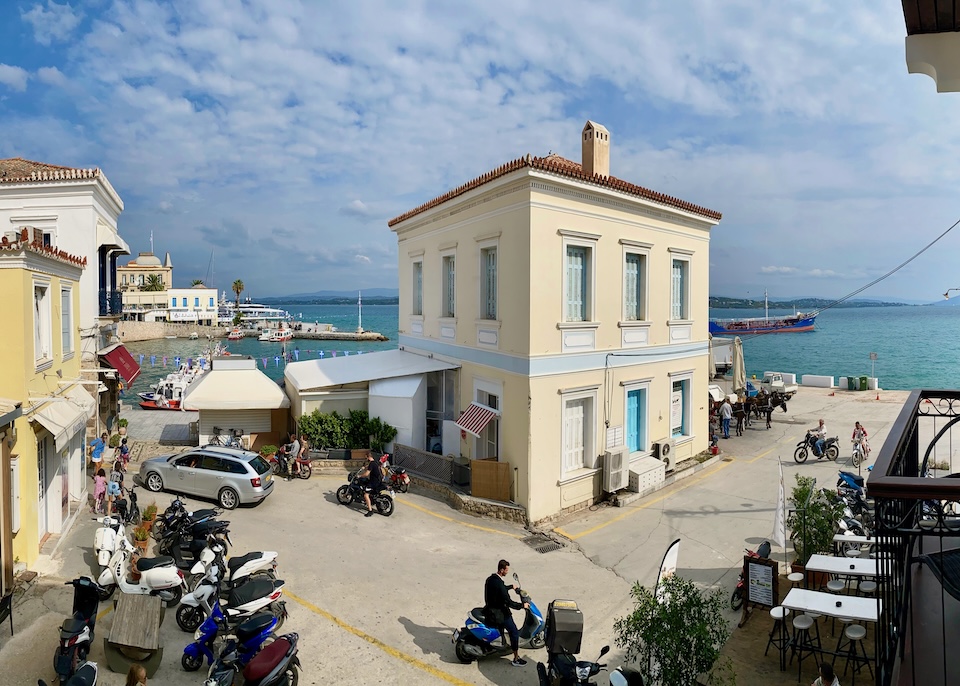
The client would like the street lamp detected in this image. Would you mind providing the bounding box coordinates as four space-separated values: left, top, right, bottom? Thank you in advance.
943 288 960 300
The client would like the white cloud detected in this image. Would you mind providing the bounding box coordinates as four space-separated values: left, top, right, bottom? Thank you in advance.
0 64 29 91
761 266 800 274
36 66 67 87
354 254 372 265
340 200 376 219
21 1 83 46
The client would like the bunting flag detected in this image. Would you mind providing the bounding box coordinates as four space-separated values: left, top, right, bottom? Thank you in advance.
262 358 268 369
319 351 325 358
343 351 350 356
187 357 193 367
293 349 300 361
163 356 167 366
199 358 206 370
138 354 145 364
174 356 181 367
274 355 281 367
150 355 156 366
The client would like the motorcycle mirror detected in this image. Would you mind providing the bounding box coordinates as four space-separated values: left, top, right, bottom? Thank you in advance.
599 645 610 657
513 572 519 583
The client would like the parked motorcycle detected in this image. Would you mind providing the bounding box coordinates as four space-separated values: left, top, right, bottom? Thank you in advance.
794 431 840 463
153 497 220 540
187 542 278 593
178 569 288 632
96 536 186 605
158 518 231 570
267 450 312 480
204 631 301 686
51 578 103 682
93 515 126 570
40 660 98 686
336 470 395 516
453 572 546 663
730 540 772 611
112 484 141 527
182 610 280 672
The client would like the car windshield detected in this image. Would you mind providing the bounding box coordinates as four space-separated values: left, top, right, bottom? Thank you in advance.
248 456 271 475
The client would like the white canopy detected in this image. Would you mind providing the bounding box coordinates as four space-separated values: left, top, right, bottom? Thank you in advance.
182 369 290 410
30 384 96 451
285 349 458 392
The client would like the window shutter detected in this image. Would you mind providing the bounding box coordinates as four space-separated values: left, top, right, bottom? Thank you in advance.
566 247 585 322
671 260 683 320
61 289 71 353
484 249 497 319
625 254 639 320
564 399 586 472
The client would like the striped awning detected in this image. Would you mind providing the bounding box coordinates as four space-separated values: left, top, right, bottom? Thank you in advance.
455 402 500 438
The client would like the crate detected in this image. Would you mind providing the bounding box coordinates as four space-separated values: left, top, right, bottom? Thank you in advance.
546 599 583 655
628 456 666 493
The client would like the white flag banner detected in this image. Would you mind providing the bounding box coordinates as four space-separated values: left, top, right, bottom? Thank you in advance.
655 538 682 603
773 459 787 548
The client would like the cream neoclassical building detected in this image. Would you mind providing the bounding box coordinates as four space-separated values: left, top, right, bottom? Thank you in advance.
389 121 721 522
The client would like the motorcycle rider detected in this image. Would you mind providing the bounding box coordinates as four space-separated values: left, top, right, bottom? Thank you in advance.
483 559 528 667
280 432 300 480
359 453 383 517
811 418 827 457
852 421 870 457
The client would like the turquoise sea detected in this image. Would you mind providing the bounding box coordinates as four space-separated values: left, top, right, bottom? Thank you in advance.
123 303 960 397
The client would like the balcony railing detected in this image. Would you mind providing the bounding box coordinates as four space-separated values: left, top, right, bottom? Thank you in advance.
870 390 960 685
98 289 122 317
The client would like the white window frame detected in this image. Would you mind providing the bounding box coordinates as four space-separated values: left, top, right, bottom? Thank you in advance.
61 285 73 358
478 243 498 321
668 370 694 442
560 230 599 324
440 248 456 319
33 278 52 366
10 457 20 533
560 386 598 478
623 379 652 456
412 260 423 316
669 251 692 322
621 241 650 323
473 377 503 461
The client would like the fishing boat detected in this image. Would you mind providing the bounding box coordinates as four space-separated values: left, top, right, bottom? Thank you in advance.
139 398 195 411
258 327 294 342
189 332 199 340
709 291 817 335
227 328 244 340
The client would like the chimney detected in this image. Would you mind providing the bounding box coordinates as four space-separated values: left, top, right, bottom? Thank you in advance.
581 120 610 178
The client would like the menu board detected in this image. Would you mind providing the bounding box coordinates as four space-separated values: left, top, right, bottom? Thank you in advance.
745 556 778 609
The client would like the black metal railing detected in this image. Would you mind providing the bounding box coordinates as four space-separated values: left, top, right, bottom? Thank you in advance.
98 289 122 316
393 444 460 486
870 390 960 686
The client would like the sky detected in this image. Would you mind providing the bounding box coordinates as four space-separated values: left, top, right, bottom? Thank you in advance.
1 1 958 301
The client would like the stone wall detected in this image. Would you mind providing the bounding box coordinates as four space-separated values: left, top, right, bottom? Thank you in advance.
118 321 229 342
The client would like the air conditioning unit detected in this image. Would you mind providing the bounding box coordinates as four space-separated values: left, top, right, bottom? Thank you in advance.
652 438 676 472
16 226 43 244
603 446 630 493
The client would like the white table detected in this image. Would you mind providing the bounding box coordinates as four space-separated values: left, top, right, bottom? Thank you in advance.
781 588 880 622
806 554 877 578
833 534 873 546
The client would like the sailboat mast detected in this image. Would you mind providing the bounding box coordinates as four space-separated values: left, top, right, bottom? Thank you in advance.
357 290 363 333
765 289 769 319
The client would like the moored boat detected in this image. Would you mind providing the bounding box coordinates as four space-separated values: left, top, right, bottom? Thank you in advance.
139 398 196 411
227 328 244 340
258 327 294 342
710 291 817 335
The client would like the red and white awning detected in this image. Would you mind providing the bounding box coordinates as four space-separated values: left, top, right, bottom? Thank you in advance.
455 402 500 438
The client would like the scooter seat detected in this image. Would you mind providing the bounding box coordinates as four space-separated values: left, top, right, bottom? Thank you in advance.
468 607 489 625
228 578 279 607
235 612 276 643
136 555 175 572
228 552 263 572
242 636 291 681
60 617 87 636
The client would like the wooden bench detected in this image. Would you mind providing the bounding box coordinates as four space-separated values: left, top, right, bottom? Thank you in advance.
103 594 164 677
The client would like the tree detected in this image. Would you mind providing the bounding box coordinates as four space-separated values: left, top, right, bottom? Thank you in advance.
614 574 734 686
785 474 844 566
142 274 165 291
191 279 205 286
232 279 244 307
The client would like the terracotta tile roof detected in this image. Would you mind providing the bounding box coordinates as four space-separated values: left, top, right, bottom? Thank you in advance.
388 153 722 227
0 228 87 268
0 157 101 184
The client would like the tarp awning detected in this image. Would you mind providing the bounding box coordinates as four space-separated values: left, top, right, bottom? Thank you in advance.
99 343 142 385
182 369 290 410
0 397 22 426
455 402 500 438
31 401 88 452
284 348 458 392
63 384 96 416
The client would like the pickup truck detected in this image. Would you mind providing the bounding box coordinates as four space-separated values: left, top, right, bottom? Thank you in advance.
759 372 798 398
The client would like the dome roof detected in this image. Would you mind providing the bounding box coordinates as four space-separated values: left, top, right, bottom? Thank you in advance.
134 252 162 266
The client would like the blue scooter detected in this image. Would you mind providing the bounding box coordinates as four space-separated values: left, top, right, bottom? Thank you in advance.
181 607 279 672
452 572 546 663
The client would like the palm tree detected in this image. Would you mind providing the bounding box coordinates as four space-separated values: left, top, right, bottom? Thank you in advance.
232 279 244 307
143 274 165 291
191 279 205 286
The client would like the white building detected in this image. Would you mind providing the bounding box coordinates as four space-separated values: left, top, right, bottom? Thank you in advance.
123 286 219 325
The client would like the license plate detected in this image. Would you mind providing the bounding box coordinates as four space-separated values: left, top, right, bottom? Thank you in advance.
452 629 459 643
265 474 271 482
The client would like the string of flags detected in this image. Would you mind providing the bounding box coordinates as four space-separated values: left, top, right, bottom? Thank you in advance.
137 350 367 369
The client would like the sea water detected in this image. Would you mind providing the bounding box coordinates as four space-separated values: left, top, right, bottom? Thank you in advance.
123 303 960 396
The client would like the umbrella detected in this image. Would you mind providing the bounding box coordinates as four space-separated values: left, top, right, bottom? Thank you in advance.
707 333 715 380
732 336 747 397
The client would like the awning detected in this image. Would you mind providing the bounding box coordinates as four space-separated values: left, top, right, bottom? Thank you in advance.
455 402 500 438
99 343 142 385
63 384 96 417
31 401 89 452
0 397 22 426
182 369 290 410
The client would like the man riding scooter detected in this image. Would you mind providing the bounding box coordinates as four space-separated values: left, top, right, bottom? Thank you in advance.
484 559 529 667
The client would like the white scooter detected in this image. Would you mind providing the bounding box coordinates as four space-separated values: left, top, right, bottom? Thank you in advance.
96 536 186 606
93 515 125 568
188 546 279 592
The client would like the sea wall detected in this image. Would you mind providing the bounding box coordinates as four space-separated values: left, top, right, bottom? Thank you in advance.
118 321 228 342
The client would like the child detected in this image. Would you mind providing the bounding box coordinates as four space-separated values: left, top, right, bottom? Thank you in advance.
93 468 107 514
119 437 131 468
812 662 840 686
125 663 147 686
106 459 124 516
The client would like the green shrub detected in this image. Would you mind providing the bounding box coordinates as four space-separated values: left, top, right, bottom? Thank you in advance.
786 474 844 566
117 418 129 428
259 445 278 457
108 433 121 448
297 409 397 450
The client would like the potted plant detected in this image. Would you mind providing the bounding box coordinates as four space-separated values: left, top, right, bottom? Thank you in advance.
130 552 142 582
132 525 150 554
108 433 121 449
786 474 844 582
142 503 157 531
117 418 129 436
259 445 278 459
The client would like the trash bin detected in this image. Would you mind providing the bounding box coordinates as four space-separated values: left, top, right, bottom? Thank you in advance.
847 376 857 391
859 376 868 391
452 455 471 487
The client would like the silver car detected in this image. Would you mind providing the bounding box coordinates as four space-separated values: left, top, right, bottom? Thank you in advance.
138 446 275 509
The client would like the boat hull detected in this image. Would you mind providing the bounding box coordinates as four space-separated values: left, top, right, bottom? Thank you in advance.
138 400 197 411
709 315 816 335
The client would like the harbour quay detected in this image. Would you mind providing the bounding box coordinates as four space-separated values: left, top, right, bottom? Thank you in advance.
292 329 388 341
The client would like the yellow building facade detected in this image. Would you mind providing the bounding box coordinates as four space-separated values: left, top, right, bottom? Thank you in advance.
0 231 94 570
390 122 721 522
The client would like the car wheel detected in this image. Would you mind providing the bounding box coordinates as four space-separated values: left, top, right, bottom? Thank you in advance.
336 485 353 505
145 472 164 492
218 487 239 510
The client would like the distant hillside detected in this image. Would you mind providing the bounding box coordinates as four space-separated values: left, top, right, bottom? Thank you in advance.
277 288 399 299
710 296 912 309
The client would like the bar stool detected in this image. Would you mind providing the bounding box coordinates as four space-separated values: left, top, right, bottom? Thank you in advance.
840 623 873 683
834 616 854 645
844 547 862 558
764 606 791 670
787 571 804 588
857 580 877 597
789 613 819 680
805 612 823 649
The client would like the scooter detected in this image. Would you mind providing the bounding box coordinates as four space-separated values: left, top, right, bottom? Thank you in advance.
96 536 186 605
538 645 644 685
52 578 103 682
40 660 98 686
336 470 395 517
177 560 288 632
204 632 301 686
93 515 125 569
794 431 840 463
158 518 231 570
453 572 546 663
851 438 871 467
188 543 278 593
378 454 411 493
730 540 771 610
181 609 280 672
267 449 312 480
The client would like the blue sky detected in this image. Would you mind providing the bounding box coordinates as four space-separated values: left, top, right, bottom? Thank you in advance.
1 1 958 301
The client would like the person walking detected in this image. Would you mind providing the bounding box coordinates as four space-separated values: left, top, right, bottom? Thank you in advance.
719 398 733 439
89 432 108 471
483 559 528 667
106 458 124 516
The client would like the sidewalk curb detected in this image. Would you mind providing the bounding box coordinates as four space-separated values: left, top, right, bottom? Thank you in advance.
615 454 724 507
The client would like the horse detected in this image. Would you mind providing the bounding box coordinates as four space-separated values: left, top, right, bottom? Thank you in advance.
732 401 747 436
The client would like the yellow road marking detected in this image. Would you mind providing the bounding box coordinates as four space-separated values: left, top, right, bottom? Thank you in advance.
97 605 112 620
286 590 474 686
398 499 523 539
555 460 734 540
